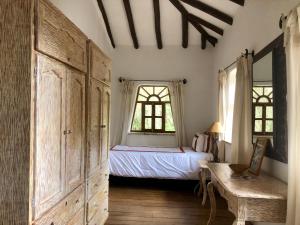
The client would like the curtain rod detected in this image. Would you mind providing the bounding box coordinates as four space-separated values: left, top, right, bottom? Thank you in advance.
219 49 255 73
118 77 188 84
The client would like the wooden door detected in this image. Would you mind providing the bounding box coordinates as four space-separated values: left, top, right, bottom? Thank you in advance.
34 54 66 219
65 69 85 192
101 86 111 168
87 79 103 176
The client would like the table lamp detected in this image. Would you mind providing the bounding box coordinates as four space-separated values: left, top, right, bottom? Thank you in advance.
208 121 223 162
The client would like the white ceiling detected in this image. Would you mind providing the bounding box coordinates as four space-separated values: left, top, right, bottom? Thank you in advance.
101 0 243 48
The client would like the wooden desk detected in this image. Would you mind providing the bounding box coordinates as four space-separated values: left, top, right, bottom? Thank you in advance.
206 163 287 225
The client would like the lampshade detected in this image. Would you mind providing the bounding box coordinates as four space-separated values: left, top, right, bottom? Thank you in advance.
208 121 223 133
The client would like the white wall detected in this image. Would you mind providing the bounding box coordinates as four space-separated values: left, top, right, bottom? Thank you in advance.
49 0 113 57
111 46 216 147
213 1 300 224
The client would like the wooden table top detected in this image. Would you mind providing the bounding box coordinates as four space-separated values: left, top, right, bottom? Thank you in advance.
207 163 287 200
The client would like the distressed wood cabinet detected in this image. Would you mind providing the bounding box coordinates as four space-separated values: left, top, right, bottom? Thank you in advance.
86 40 111 225
0 0 110 225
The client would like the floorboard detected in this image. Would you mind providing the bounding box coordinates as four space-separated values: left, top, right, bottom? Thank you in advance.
106 177 235 225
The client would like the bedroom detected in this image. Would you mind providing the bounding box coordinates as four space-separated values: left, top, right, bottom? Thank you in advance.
1 0 300 225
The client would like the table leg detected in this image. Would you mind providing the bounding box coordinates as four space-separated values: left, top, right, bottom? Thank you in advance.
207 182 216 225
233 220 246 225
198 171 203 197
201 170 207 206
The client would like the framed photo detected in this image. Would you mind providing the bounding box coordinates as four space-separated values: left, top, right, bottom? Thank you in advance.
249 138 269 175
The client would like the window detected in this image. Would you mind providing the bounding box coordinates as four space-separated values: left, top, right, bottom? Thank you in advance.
131 85 175 133
252 86 273 135
223 67 237 143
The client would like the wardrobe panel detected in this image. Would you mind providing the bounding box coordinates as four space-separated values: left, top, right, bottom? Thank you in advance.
66 69 85 192
101 87 111 168
34 54 66 219
36 0 87 72
87 79 103 176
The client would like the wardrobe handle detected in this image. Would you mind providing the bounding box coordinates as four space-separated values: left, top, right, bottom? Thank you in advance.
63 130 72 135
100 125 106 128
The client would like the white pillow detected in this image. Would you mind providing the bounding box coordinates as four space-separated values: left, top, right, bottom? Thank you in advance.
195 134 209 152
191 134 199 150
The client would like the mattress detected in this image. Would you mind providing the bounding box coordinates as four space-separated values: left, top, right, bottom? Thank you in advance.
109 145 214 180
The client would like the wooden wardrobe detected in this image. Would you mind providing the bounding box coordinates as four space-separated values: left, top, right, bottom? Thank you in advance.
0 0 111 225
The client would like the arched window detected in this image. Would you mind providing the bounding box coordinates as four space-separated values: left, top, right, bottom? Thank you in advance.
252 86 273 135
131 85 175 133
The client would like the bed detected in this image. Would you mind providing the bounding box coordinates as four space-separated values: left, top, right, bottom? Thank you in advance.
109 145 214 180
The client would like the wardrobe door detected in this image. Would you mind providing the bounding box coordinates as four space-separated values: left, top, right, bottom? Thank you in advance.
65 69 85 192
101 87 111 168
34 54 66 219
87 79 103 176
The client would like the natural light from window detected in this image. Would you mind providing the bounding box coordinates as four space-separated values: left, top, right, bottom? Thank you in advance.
224 67 237 143
131 85 175 133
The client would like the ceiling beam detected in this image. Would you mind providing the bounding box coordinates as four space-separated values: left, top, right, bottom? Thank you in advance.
189 19 217 46
179 0 233 25
188 13 223 36
169 0 217 47
153 0 163 49
182 14 188 48
229 0 245 6
123 0 139 49
96 0 115 48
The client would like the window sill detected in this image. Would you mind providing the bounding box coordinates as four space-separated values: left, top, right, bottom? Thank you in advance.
128 132 176 136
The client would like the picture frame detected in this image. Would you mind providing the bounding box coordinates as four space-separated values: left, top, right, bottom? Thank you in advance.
249 138 269 175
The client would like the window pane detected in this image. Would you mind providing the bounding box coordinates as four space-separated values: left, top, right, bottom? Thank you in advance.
159 88 168 97
145 118 152 129
253 87 263 96
155 105 162 116
255 106 263 118
145 104 152 116
264 87 273 96
132 103 142 130
258 97 269 103
266 106 273 119
143 86 153 95
255 120 263 132
266 120 273 132
154 86 165 95
137 95 147 101
165 103 175 132
148 96 159 102
253 91 259 99
139 88 149 97
161 95 170 102
155 118 162 130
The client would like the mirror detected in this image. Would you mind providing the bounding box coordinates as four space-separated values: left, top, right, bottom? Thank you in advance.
252 34 288 163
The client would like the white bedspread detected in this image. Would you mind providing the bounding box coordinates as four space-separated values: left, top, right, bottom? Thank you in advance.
109 145 213 180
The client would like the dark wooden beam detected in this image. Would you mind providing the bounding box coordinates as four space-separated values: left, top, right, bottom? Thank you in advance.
188 13 223 36
123 0 139 49
180 0 233 25
229 0 245 6
169 0 217 47
182 14 188 48
153 0 163 49
189 19 217 46
96 0 115 48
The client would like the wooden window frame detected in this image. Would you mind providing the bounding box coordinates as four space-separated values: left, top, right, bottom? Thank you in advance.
252 86 273 136
131 85 175 134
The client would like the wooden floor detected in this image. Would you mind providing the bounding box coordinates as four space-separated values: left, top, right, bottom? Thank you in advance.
106 177 235 225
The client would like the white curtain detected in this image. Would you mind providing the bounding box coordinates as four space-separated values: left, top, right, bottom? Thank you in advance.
218 70 227 141
231 56 253 164
283 6 300 225
169 81 186 147
113 80 136 145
